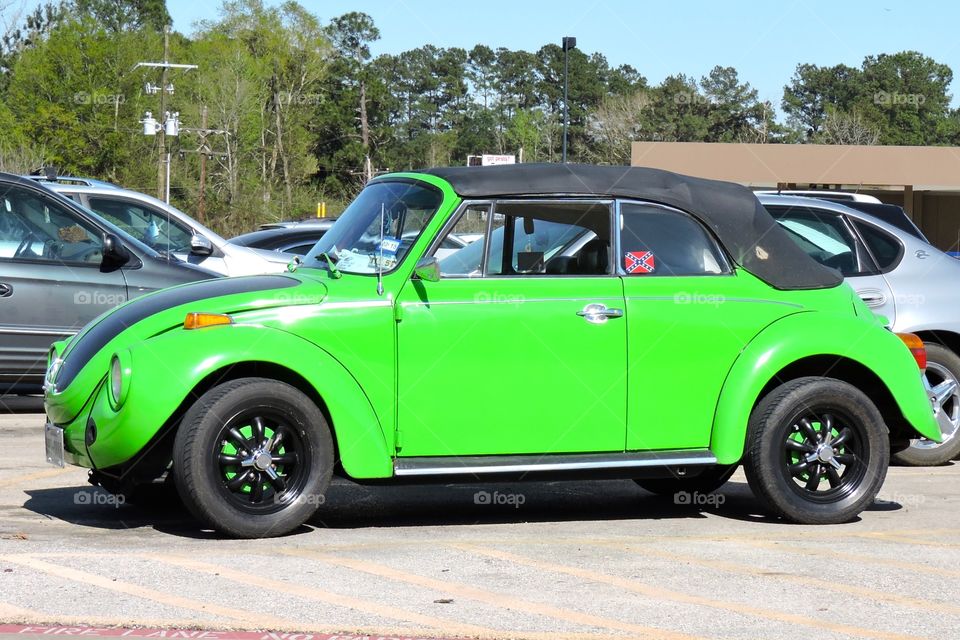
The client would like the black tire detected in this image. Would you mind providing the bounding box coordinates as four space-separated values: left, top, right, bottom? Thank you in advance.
892 343 960 466
634 465 738 497
172 377 333 538
744 377 889 524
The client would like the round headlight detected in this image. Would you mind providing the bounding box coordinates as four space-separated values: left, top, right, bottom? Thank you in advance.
107 351 131 410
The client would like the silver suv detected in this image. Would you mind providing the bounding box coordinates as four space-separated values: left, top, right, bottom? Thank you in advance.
30 178 293 276
760 194 960 465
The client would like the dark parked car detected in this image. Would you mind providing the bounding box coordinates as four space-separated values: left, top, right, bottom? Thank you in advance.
0 173 217 393
233 219 471 259
231 220 337 256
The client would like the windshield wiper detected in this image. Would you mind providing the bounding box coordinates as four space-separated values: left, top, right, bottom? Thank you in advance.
317 251 342 278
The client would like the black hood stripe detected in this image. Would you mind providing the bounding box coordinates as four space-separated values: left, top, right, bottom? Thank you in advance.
57 275 298 390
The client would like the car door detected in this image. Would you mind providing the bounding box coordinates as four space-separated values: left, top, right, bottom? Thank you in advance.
0 183 127 389
766 204 896 324
395 199 627 457
618 201 796 451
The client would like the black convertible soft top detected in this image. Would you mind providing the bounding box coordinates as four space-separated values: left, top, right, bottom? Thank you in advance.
422 164 842 291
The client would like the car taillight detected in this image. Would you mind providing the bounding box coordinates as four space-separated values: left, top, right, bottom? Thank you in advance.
897 333 926 370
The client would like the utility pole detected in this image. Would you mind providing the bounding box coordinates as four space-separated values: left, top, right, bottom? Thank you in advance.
135 34 197 202
198 105 207 223
561 36 577 163
157 28 169 200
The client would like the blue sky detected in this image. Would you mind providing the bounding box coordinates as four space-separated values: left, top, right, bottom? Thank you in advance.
14 0 960 108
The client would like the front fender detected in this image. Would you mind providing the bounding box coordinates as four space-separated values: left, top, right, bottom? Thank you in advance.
710 311 940 464
87 324 393 477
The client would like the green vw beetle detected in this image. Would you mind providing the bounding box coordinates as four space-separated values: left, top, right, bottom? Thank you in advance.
43 165 940 537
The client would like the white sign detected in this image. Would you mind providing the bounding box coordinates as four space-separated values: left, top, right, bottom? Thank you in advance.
467 154 516 166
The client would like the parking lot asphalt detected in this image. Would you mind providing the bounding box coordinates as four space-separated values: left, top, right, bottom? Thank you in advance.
1 410 959 640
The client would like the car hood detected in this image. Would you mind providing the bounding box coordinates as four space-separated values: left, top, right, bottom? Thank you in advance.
50 274 325 406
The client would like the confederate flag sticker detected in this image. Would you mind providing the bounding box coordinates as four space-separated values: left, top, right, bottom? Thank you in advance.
624 251 655 274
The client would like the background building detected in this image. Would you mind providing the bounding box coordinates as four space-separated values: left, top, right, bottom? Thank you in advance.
631 142 960 252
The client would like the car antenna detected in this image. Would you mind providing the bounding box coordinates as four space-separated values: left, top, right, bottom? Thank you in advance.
376 203 385 296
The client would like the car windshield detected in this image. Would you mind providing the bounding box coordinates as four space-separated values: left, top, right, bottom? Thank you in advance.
304 181 442 275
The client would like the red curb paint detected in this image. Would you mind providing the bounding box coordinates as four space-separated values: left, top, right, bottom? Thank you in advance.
0 626 455 640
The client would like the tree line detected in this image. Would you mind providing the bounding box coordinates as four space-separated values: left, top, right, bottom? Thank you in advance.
1 0 958 235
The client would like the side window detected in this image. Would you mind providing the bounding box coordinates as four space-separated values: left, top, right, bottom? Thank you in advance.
88 196 193 253
0 187 103 264
487 201 611 276
767 206 875 277
619 203 727 276
434 205 491 277
853 220 903 272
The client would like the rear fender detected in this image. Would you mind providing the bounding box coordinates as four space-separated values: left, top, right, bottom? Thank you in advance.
710 312 939 464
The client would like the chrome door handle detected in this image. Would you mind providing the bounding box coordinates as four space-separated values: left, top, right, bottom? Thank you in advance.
0 283 11 297
577 303 623 324
857 290 886 307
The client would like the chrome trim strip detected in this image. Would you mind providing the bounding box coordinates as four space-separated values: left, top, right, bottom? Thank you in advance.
394 449 717 476
400 296 623 308
623 296 804 308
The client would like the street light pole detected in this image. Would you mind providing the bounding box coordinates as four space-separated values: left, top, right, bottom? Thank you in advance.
561 36 576 163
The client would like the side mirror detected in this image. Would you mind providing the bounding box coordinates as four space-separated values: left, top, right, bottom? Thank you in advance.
101 233 131 272
412 255 440 282
189 233 214 256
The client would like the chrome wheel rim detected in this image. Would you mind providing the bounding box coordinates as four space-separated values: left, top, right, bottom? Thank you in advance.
781 410 867 502
213 409 307 514
913 362 960 450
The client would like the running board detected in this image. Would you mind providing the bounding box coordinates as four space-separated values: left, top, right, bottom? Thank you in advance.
393 449 717 477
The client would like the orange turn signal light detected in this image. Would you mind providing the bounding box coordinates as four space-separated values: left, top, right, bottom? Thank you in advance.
184 312 233 330
896 333 926 370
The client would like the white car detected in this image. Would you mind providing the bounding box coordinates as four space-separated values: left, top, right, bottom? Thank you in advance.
32 178 293 276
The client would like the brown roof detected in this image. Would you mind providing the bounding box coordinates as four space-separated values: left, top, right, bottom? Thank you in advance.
631 142 960 190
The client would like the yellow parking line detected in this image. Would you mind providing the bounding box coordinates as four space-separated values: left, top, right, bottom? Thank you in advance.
0 601 36 617
0 468 72 489
607 543 960 618
282 547 706 640
0 554 292 627
851 532 960 548
741 539 960 579
146 553 494 637
454 543 926 640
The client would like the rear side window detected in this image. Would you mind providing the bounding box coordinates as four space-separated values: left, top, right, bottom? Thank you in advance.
853 220 903 272
619 203 727 276
767 206 875 277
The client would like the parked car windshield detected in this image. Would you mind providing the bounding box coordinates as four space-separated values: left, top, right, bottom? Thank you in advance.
304 181 442 274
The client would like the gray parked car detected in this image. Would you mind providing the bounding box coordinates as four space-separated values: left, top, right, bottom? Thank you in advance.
759 194 960 465
0 173 217 393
